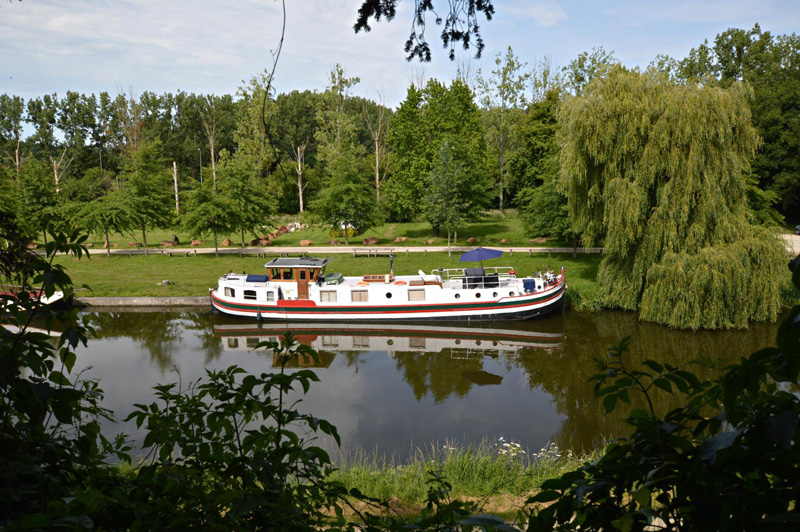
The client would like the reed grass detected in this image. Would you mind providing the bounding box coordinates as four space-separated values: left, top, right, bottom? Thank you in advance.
328 438 602 504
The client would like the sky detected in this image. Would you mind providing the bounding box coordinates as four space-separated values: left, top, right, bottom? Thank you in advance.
1 0 799 108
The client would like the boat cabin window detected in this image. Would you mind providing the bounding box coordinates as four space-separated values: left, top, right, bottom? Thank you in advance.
225 287 236 298
353 336 370 348
299 270 307 280
408 289 425 302
322 336 339 347
227 338 238 349
320 291 337 303
246 337 259 348
266 291 275 302
244 290 257 300
351 290 368 303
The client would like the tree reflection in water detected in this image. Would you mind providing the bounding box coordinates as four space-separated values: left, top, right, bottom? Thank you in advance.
73 309 779 457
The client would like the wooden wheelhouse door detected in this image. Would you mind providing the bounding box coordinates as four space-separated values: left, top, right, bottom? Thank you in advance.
297 269 310 300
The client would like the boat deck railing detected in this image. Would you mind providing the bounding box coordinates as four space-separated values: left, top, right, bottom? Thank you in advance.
434 267 517 290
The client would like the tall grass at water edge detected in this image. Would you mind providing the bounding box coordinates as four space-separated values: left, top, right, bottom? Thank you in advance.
328 438 602 504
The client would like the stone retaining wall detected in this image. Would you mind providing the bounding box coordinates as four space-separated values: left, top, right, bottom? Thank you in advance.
77 297 209 307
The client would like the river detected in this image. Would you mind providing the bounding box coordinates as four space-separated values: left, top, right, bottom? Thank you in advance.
63 308 778 460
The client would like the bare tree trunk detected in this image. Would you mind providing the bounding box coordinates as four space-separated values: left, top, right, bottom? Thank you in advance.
293 144 306 213
14 139 20 182
375 140 381 201
173 161 180 213
498 152 505 211
43 231 48 246
105 228 110 257
142 224 148 257
344 227 350 246
241 228 246 247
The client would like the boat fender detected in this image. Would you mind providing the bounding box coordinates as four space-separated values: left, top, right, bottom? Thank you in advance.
256 310 263 321
394 280 407 285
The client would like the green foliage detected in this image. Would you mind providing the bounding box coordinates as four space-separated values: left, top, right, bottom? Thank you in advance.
677 25 800 221
526 257 800 531
310 151 379 245
181 179 237 256
477 46 530 210
423 140 486 244
516 181 570 240
384 78 489 224
0 215 129 527
559 67 786 329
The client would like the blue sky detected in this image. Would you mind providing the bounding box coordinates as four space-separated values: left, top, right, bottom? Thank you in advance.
1 0 798 108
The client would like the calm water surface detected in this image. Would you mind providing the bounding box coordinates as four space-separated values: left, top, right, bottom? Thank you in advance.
68 308 778 459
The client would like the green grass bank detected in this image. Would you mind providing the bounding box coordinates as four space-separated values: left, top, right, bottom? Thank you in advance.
71 210 572 251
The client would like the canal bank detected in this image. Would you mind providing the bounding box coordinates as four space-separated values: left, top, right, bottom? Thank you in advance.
77 296 209 307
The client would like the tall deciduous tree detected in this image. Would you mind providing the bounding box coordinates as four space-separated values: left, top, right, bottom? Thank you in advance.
182 180 236 258
309 151 377 245
559 67 786 329
385 78 489 226
424 141 469 246
678 25 800 221
275 90 319 213
362 91 391 202
118 140 173 256
477 46 529 210
0 94 25 182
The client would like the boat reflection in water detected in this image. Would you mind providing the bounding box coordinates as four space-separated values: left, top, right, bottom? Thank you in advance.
213 321 565 386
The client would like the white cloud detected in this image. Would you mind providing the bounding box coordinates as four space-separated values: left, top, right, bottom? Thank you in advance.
504 0 568 28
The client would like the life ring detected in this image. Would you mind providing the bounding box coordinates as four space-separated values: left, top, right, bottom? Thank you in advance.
394 280 407 285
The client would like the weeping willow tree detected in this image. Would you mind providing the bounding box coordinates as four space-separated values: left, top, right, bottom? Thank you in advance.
558 67 786 330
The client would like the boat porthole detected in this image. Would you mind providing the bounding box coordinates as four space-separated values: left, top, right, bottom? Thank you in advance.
493 292 498 298
387 339 393 346
492 341 498 346
475 292 481 299
476 340 481 346
455 339 461 345
509 291 515 296
455 293 461 299
386 292 393 299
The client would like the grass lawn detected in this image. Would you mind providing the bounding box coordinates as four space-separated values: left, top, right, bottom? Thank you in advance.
70 210 571 251
56 251 601 298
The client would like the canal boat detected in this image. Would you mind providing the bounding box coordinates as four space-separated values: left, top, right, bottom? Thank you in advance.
209 256 566 321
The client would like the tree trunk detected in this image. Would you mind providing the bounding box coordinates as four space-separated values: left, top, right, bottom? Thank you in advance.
344 227 350 245
43 231 48 246
241 228 246 248
142 224 148 257
214 233 219 258
294 144 306 213
454 227 458 244
105 228 110 257
499 153 505 211
173 161 180 213
375 141 381 202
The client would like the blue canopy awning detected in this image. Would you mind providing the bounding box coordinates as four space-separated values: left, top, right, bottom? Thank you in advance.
459 247 503 263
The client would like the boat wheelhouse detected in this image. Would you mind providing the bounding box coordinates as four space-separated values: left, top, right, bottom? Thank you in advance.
209 257 566 321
